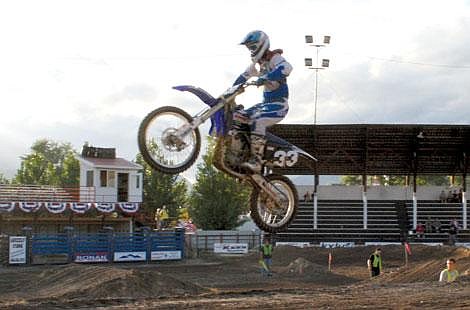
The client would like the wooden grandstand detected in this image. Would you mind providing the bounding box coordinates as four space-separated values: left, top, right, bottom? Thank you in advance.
268 124 470 244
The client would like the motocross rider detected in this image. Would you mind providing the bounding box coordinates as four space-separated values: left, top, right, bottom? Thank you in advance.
233 30 293 173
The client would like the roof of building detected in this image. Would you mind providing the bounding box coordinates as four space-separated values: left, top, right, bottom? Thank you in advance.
269 124 470 176
77 156 143 170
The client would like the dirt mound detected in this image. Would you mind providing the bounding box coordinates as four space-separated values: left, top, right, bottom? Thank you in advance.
273 257 358 286
1 264 206 302
279 257 325 275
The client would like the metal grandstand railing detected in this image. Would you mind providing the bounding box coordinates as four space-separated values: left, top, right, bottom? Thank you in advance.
0 185 95 203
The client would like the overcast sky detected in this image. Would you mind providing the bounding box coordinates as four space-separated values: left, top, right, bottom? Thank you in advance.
1 0 470 182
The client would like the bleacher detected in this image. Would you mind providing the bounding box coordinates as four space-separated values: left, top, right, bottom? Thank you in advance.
405 202 470 243
275 199 470 244
0 185 94 202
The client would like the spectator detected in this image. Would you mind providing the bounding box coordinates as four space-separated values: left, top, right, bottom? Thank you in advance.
304 191 310 202
156 206 169 230
185 219 197 233
452 190 459 203
458 188 463 203
425 217 433 233
450 218 459 230
447 190 454 203
259 238 273 276
439 190 447 203
416 222 425 239
448 218 459 245
367 248 383 277
432 219 442 233
439 258 459 283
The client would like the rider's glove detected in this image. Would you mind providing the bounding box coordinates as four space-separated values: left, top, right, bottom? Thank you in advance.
255 78 266 86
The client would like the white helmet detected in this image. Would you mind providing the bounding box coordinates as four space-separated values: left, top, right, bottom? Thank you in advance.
240 30 270 63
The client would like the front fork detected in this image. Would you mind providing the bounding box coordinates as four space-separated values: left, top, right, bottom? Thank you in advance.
249 174 286 212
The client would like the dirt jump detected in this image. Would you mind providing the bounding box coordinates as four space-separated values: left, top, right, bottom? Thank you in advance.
1 244 469 309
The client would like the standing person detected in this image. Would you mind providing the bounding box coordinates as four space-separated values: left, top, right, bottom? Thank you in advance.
154 209 161 230
447 190 453 202
439 190 447 203
157 206 169 230
259 238 273 276
439 258 459 283
367 248 383 277
304 191 310 202
448 218 459 245
234 30 293 173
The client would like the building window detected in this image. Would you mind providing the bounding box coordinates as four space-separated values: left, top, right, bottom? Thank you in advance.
100 170 116 188
100 170 107 187
86 170 94 187
108 171 116 188
136 175 140 189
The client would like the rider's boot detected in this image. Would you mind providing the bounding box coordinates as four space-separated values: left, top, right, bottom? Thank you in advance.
241 134 266 173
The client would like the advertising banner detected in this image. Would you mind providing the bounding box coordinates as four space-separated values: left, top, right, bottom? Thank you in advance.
9 236 27 264
151 251 182 261
276 242 311 248
113 251 146 262
320 242 355 248
213 243 248 254
74 252 109 263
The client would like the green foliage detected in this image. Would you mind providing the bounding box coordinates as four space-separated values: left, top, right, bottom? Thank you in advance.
135 144 188 221
341 175 450 186
14 139 79 186
0 173 10 184
189 137 251 230
340 175 362 185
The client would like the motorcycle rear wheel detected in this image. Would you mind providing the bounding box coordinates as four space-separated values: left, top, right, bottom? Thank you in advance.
250 174 298 233
138 106 201 174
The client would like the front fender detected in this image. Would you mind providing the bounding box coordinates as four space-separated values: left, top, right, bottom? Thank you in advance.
173 85 218 107
173 85 226 136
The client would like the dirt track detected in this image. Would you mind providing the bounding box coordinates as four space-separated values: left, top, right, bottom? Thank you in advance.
0 245 469 309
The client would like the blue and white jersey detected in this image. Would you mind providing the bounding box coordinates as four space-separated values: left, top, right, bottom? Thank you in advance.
234 53 293 103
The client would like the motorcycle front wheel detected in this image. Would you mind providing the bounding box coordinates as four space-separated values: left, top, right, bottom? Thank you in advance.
138 106 201 174
250 174 298 233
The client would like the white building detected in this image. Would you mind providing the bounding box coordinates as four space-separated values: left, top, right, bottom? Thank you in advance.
76 146 143 203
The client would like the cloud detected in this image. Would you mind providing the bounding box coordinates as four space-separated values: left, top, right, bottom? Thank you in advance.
287 18 470 126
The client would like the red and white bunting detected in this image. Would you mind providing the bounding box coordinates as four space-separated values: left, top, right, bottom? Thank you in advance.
118 202 139 213
19 202 41 213
70 202 91 214
4 201 139 214
95 203 115 213
45 202 67 214
0 202 15 212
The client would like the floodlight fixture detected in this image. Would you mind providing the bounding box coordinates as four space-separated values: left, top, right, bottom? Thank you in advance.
304 34 331 125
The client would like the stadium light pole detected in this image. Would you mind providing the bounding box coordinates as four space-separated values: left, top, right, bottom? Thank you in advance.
304 35 330 125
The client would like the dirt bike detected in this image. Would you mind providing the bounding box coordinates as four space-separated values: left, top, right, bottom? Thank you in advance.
138 82 317 233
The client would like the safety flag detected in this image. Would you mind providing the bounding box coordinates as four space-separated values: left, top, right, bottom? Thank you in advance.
259 259 269 272
328 252 332 271
404 242 412 255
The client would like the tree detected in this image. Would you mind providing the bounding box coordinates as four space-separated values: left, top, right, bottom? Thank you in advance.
341 175 450 186
189 137 251 230
0 173 10 184
15 139 79 186
135 145 188 223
